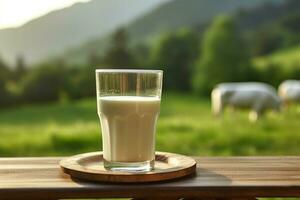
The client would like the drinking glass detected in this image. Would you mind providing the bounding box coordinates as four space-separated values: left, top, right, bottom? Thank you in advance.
95 69 163 172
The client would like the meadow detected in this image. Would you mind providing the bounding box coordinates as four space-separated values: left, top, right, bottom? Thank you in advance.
0 93 300 157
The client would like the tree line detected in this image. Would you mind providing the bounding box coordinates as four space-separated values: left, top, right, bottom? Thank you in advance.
1 13 300 108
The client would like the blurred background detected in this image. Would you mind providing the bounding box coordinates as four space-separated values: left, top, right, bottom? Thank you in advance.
0 0 300 157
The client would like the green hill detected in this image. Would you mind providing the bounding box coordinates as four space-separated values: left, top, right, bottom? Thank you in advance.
127 0 283 42
62 0 283 65
254 45 300 70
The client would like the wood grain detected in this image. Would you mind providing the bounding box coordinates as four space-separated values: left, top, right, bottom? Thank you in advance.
0 156 300 199
60 151 197 183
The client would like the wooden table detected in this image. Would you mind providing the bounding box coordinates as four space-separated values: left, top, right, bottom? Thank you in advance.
1 156 300 200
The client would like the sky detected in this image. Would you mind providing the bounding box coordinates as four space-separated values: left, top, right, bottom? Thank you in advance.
0 0 90 29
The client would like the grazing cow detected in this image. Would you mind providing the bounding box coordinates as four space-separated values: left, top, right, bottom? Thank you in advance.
278 80 300 105
211 82 281 121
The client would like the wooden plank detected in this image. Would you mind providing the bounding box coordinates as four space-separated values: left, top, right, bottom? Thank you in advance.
0 157 300 199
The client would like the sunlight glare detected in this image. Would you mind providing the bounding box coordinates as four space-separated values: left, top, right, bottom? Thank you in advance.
0 0 90 29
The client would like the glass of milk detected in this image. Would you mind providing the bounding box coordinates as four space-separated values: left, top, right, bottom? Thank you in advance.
95 69 163 172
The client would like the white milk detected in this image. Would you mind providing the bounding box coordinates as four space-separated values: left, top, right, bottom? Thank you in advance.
98 96 160 163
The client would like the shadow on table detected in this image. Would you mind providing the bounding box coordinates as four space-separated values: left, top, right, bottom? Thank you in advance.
69 167 231 186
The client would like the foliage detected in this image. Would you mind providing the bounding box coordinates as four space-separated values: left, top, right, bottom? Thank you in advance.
12 54 27 81
251 27 285 56
21 63 67 103
279 12 300 33
256 63 287 87
250 12 300 56
132 43 151 67
65 66 97 99
0 80 13 107
2 1 300 104
234 0 300 56
254 45 300 71
278 12 300 47
0 57 15 107
152 28 199 91
0 57 10 81
102 28 136 68
193 16 254 95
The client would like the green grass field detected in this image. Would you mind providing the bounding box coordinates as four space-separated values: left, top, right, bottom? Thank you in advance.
0 93 300 157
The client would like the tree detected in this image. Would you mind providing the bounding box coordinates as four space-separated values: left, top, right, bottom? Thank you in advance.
152 28 199 91
252 27 284 56
0 56 10 81
65 65 97 99
133 43 151 67
21 63 66 103
12 54 27 81
103 28 135 68
0 56 13 107
88 50 102 67
280 13 300 33
278 12 300 47
0 79 10 107
193 15 253 95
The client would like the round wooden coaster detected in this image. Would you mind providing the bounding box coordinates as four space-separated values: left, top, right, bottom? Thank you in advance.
60 151 196 183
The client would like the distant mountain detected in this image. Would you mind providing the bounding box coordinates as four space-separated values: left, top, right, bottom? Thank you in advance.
62 0 284 65
127 0 284 42
235 0 300 31
0 0 165 65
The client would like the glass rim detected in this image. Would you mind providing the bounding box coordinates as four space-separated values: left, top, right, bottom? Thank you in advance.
95 69 163 74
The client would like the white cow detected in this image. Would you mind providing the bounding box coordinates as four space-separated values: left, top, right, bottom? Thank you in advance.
278 80 300 105
211 82 281 121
